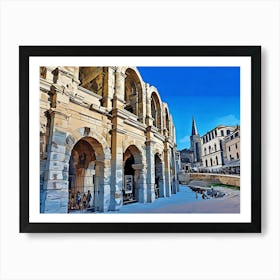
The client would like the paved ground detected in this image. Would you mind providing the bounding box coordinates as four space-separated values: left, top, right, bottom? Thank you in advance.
70 185 240 214
111 185 240 214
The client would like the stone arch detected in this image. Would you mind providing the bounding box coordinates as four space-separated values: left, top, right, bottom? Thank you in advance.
163 104 170 136
153 144 164 160
150 90 162 131
123 144 144 204
122 67 145 118
66 127 111 161
78 67 104 97
123 144 143 165
154 152 165 198
68 136 105 211
66 128 111 212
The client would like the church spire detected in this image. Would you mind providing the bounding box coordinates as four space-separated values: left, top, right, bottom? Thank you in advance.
191 117 198 136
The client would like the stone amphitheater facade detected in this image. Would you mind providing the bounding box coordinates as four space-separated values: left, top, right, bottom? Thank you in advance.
40 66 179 213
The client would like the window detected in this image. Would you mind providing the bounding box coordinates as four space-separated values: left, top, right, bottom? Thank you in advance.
227 129 230 135
205 159 208 167
214 143 217 151
215 130 217 137
228 146 231 152
216 156 218 165
209 146 211 154
235 132 239 137
221 130 224 136
235 143 238 149
237 152 239 159
204 148 207 155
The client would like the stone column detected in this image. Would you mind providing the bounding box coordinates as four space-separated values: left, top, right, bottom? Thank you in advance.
164 143 172 197
158 160 166 198
42 110 69 213
145 140 156 203
138 81 146 124
132 164 147 203
109 68 126 211
172 149 179 193
145 84 153 127
115 68 126 104
94 160 111 212
102 67 116 111
83 161 95 207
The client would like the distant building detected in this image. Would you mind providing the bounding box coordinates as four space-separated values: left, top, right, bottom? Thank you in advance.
223 127 240 174
180 148 193 164
201 125 236 170
190 117 202 167
179 117 202 171
180 119 240 174
180 148 193 172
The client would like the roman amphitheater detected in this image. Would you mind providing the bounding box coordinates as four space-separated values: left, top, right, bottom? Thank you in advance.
40 66 179 213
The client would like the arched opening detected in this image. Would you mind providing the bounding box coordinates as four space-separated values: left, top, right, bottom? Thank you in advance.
79 67 104 98
205 159 208 167
123 145 142 204
210 158 213 166
151 92 162 130
154 154 164 198
68 137 104 212
165 108 170 136
216 156 219 165
124 68 143 117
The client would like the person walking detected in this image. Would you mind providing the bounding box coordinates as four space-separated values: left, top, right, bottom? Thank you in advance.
86 190 92 208
76 191 81 209
82 193 87 210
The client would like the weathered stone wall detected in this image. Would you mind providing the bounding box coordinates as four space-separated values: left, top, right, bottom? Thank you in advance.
40 66 180 213
178 172 240 187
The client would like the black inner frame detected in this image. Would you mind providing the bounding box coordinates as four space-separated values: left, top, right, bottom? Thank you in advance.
19 46 261 233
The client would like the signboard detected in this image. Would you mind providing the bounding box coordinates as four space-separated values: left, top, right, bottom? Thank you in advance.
124 175 133 194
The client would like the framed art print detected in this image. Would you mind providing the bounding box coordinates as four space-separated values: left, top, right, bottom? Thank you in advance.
19 46 261 233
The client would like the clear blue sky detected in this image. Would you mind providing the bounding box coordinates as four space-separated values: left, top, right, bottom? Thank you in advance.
137 67 240 151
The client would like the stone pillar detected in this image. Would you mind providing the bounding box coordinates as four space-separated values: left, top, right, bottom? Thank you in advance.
115 68 126 104
83 161 95 207
109 68 126 211
94 160 111 212
132 164 147 203
138 81 146 124
158 160 166 198
164 143 172 197
145 84 153 127
172 149 180 193
102 67 116 111
42 110 69 213
145 140 156 203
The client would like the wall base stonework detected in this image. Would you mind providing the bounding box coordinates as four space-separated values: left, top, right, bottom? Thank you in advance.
178 172 240 187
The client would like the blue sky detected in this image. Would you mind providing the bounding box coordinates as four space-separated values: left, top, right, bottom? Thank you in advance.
137 67 240 151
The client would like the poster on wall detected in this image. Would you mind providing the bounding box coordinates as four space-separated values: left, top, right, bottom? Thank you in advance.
124 175 133 194
19 45 261 233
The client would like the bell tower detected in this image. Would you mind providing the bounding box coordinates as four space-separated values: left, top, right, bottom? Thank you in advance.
190 117 202 165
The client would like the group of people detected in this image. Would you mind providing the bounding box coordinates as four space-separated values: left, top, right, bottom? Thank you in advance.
69 190 92 210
